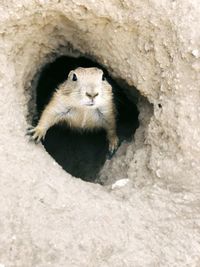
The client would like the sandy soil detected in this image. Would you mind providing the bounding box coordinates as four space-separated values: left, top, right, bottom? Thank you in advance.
0 0 200 266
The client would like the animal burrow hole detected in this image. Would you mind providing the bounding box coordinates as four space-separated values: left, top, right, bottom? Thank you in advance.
28 55 140 184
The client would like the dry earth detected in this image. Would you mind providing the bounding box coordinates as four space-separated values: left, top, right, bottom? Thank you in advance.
0 0 200 266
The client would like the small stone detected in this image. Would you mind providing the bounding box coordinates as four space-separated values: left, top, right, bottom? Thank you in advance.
192 49 199 58
156 169 161 178
12 235 16 240
112 179 130 189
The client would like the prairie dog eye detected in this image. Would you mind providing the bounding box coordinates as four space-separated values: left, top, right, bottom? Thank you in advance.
102 73 106 81
72 73 77 81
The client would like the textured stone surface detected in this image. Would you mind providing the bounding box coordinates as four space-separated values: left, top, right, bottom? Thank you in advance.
0 0 200 266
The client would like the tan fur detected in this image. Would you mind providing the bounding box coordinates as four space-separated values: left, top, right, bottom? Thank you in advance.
28 67 119 153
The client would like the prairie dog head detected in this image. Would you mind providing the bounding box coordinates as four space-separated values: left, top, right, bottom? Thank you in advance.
66 67 112 108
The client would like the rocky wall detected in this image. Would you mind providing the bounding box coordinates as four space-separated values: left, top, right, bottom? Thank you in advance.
0 1 200 266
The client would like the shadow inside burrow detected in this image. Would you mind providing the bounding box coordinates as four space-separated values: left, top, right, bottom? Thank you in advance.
34 56 139 182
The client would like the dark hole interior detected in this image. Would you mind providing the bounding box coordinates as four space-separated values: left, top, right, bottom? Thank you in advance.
35 56 139 183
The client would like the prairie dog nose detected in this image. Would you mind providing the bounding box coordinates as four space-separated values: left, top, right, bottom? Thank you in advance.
86 92 99 99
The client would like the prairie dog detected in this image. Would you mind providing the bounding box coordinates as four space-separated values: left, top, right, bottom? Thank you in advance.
27 67 119 154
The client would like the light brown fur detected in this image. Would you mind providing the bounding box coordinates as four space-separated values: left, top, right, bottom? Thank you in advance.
27 67 119 154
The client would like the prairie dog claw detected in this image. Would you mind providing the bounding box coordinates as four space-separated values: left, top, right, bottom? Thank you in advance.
26 126 46 143
108 136 119 159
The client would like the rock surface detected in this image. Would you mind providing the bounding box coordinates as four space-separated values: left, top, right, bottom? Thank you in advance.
0 0 200 266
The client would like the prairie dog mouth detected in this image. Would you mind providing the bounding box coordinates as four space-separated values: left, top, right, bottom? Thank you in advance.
85 103 94 106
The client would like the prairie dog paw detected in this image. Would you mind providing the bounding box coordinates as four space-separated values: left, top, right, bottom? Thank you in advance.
26 126 46 143
108 136 119 159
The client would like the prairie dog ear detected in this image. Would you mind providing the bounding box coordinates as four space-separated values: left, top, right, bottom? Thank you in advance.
68 70 78 81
